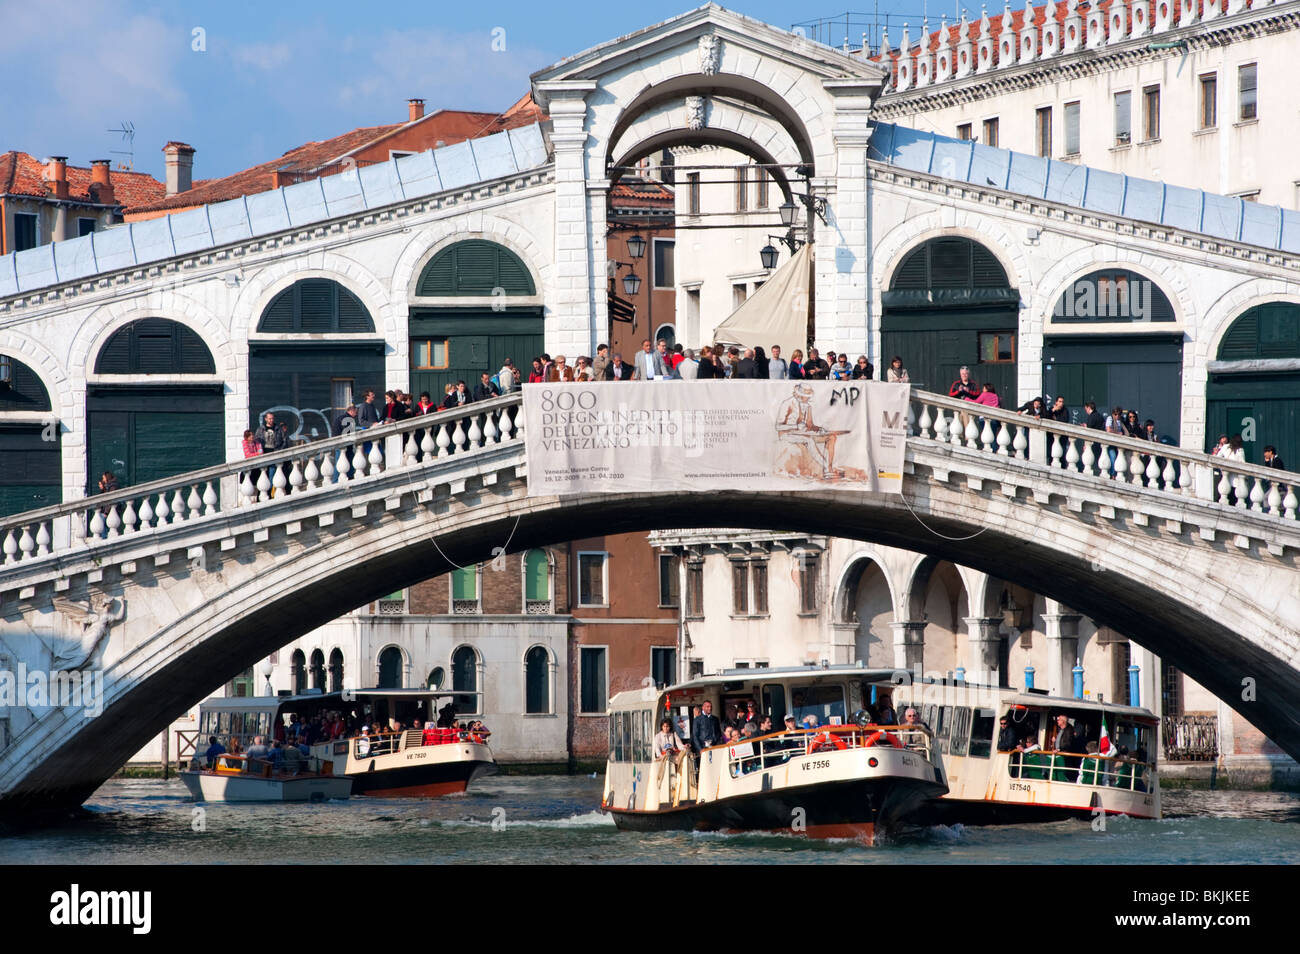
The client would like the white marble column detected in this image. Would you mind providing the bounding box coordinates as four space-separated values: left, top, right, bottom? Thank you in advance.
1041 600 1082 697
963 615 1004 681
890 619 926 671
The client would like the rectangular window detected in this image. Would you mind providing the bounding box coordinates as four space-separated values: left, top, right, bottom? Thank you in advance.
653 239 675 288
580 647 607 713
1063 101 1080 156
685 561 704 618
732 283 748 310
11 213 37 252
1199 73 1217 129
956 122 972 141
658 554 680 607
77 217 97 237
798 554 819 614
451 567 477 601
982 117 999 148
413 339 449 369
577 552 608 606
687 172 700 215
735 166 748 212
1114 91 1132 144
651 647 677 688
1143 85 1160 141
751 562 768 615
756 169 769 208
978 332 1016 363
1035 107 1052 157
731 561 749 615
330 378 354 413
1239 63 1257 121
969 709 996 758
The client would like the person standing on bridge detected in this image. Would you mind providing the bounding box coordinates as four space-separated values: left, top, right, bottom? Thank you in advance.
256 412 289 454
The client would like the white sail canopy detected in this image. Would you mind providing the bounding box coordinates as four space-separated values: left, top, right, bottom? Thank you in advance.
711 243 811 358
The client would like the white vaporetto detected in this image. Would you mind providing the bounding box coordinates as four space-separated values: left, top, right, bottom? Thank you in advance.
523 381 910 496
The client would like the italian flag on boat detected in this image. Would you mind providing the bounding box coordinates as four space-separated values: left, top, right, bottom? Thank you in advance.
1099 716 1112 756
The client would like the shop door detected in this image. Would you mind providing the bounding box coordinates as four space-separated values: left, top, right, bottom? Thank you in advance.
1042 337 1183 437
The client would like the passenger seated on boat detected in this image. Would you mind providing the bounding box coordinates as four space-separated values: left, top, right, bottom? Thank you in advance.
900 708 931 747
655 719 685 760
283 740 306 775
1113 747 1134 790
1132 747 1149 793
875 696 897 725
269 740 286 770
203 735 226 769
1019 736 1047 780
1079 741 1101 785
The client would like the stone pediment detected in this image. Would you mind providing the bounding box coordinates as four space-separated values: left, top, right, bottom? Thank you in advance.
531 2 887 102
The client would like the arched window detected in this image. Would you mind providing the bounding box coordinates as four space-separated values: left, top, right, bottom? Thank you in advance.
290 649 306 695
1051 269 1175 324
416 240 535 297
1208 301 1300 467
525 646 550 714
377 646 403 689
524 549 550 612
94 318 216 374
0 354 60 517
309 649 326 691
452 646 477 695
427 667 446 690
257 279 376 333
889 237 1008 290
654 324 677 350
328 649 344 693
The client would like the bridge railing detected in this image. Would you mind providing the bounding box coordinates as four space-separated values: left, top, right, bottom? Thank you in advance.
0 394 524 568
909 391 1300 521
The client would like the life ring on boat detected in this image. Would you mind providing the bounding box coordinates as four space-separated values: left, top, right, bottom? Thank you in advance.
864 731 903 749
807 731 848 754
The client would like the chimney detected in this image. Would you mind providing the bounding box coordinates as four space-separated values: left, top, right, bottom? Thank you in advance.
163 141 195 197
47 156 69 199
408 98 425 122
89 159 115 206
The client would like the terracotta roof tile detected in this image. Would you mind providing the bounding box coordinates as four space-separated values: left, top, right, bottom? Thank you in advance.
0 151 165 207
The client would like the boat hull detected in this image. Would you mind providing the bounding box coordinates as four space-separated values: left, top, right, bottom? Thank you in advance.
348 757 497 797
182 771 352 803
607 775 942 840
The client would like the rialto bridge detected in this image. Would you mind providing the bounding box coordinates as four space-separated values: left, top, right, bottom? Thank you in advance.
1 4 1299 810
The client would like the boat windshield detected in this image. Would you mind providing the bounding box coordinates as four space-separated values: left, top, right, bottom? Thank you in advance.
789 684 847 726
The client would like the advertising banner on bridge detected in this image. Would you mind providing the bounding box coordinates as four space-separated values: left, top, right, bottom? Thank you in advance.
523 381 909 496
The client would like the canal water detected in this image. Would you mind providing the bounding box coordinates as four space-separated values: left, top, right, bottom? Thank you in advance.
3 776 1299 864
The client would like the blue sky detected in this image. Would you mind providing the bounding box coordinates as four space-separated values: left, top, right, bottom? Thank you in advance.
1 0 932 183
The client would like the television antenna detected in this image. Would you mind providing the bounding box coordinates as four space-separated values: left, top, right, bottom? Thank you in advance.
107 121 135 171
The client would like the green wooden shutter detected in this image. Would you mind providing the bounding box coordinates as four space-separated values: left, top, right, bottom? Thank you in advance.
260 289 295 332
451 567 477 601
0 358 52 412
416 241 535 296
525 550 549 601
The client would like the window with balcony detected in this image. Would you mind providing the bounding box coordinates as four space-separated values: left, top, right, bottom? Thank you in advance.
451 567 479 614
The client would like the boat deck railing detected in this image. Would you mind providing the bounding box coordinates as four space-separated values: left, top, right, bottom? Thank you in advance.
1008 749 1154 792
198 752 336 778
712 725 934 777
352 726 489 759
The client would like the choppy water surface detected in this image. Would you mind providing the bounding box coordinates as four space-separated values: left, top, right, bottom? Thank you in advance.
2 776 1298 864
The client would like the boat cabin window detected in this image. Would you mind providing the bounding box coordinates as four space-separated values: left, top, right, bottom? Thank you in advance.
948 706 972 757
968 709 996 758
1005 709 1040 747
762 685 786 725
790 685 846 726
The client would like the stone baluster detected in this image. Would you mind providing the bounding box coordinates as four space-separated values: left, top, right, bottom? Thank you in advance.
1161 458 1177 492
995 422 1012 456
1248 477 1266 512
963 415 980 448
436 423 451 458
304 456 322 488
1013 425 1029 459
1113 447 1129 483
122 499 139 534
335 445 352 482
89 509 106 539
368 441 384 473
1064 435 1079 471
1266 482 1282 516
1216 469 1232 505
240 472 257 504
288 461 305 495
980 418 996 451
1049 433 1065 468
452 417 469 453
187 485 203 517
420 427 437 459
513 404 524 440
1179 459 1194 495
498 408 515 443
3 528 19 563
351 444 368 479
1232 474 1248 509
156 492 172 524
171 488 189 522
1129 451 1146 484
917 404 933 439
404 433 419 465
204 480 219 515
321 451 338 484
484 411 499 445
18 525 36 560
106 504 122 537
35 521 51 556
256 469 272 500
140 495 156 530
932 410 947 442
468 414 484 449
1080 440 1096 477
1284 486 1298 520
271 463 287 498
